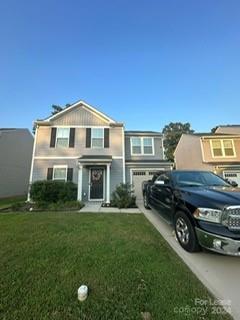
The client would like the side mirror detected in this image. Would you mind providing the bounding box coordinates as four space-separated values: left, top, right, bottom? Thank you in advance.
230 181 238 188
154 180 165 186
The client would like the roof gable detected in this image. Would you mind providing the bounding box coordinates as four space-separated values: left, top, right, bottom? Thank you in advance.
46 100 116 125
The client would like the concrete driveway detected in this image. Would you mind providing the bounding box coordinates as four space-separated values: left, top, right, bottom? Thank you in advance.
138 201 240 320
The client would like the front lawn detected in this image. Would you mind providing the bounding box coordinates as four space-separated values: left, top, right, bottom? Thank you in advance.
0 212 231 320
0 195 26 209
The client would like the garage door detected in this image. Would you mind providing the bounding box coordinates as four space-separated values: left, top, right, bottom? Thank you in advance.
223 171 240 186
132 170 159 200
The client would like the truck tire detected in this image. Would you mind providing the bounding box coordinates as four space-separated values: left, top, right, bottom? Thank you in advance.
143 193 151 210
174 211 201 252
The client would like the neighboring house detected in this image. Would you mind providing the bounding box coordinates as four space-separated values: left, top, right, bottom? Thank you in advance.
215 125 240 135
174 127 240 185
0 128 33 198
29 100 172 202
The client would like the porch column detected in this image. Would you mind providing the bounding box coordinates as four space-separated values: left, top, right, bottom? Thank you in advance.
106 163 111 204
78 165 83 201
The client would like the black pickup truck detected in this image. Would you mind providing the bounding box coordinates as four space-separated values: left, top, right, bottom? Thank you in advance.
143 170 240 256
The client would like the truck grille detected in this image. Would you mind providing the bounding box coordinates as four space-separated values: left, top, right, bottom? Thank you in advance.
222 206 240 231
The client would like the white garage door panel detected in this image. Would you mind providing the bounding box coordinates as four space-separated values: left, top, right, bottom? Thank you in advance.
223 171 240 186
132 170 159 200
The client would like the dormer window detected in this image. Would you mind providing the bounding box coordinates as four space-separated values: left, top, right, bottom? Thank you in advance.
131 137 154 155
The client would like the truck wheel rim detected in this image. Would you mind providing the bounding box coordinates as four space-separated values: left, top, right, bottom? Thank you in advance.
176 217 189 245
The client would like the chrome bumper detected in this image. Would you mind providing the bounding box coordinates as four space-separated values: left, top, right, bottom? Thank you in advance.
195 227 240 256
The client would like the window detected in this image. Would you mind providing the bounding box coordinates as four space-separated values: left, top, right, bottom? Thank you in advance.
223 140 234 156
56 128 70 147
53 166 67 181
211 140 223 157
91 128 104 148
143 138 153 154
131 138 141 154
211 139 235 157
131 137 154 155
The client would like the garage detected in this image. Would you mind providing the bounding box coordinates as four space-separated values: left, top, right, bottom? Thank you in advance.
131 169 160 200
223 171 240 187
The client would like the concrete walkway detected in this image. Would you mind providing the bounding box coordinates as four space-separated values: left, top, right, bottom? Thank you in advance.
80 202 141 214
138 201 240 320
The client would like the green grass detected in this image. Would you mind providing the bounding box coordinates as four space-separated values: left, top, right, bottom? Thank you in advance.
0 195 26 209
0 212 232 320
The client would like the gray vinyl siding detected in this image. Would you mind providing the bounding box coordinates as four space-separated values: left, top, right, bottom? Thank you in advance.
0 129 33 198
52 106 108 126
32 159 123 202
125 135 164 161
32 159 78 183
110 159 123 194
35 126 123 157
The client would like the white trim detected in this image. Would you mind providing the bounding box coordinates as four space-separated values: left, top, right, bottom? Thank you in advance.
34 156 121 160
200 138 205 162
78 165 83 201
46 100 116 124
122 126 126 183
210 139 236 158
106 164 110 204
48 125 110 128
53 165 68 181
34 156 78 159
130 167 166 185
162 134 165 160
27 126 38 201
130 137 155 156
126 162 172 165
88 167 105 201
91 127 104 149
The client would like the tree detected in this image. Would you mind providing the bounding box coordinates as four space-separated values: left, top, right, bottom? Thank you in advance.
211 126 218 133
162 122 194 161
32 103 71 134
51 104 64 115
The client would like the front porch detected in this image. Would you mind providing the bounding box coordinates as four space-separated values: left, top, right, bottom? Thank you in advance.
77 155 112 204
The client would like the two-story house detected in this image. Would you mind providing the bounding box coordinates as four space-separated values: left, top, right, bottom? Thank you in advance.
174 127 240 186
29 100 172 202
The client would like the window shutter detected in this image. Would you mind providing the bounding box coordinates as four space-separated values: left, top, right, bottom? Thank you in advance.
104 128 110 148
47 168 53 180
69 128 75 148
50 128 57 148
67 168 73 181
86 128 91 148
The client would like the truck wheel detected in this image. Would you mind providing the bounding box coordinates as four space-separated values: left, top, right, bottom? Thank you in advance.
143 193 150 209
174 211 200 252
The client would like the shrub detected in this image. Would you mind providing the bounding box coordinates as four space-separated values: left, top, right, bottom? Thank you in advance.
11 202 25 211
30 180 77 203
111 183 136 209
34 200 84 211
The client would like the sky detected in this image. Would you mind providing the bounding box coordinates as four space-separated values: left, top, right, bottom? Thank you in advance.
0 0 240 132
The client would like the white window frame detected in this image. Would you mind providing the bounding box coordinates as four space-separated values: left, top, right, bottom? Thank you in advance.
56 127 70 148
91 127 104 149
130 137 154 156
210 139 236 158
53 165 68 181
